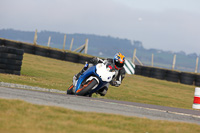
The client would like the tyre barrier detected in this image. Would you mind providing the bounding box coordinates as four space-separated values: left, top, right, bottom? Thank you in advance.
150 67 167 80
0 46 24 75
35 47 49 57
165 70 180 83
135 65 142 75
21 43 35 54
3 40 21 49
78 56 93 64
48 49 64 60
134 65 200 86
141 66 152 77
0 39 3 46
180 72 195 85
195 75 200 87
64 52 80 63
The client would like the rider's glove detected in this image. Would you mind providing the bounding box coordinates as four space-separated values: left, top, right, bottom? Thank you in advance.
91 57 100 64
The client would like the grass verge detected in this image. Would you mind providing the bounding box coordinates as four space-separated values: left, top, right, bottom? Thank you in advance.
0 98 200 133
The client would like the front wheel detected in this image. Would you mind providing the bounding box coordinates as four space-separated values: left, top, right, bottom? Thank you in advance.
75 79 98 96
66 84 75 95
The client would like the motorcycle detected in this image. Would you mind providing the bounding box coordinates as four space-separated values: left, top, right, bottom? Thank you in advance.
66 61 116 97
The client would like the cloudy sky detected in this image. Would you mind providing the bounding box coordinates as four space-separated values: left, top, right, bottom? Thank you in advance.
0 0 200 54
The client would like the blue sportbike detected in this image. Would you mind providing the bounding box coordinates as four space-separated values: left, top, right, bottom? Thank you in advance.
67 62 116 97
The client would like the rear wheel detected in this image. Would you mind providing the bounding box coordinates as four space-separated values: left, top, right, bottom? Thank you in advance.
75 79 98 96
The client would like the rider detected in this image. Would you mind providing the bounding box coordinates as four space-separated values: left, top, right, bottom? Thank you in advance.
73 52 126 96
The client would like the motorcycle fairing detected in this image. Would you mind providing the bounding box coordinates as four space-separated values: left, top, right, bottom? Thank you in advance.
75 66 108 95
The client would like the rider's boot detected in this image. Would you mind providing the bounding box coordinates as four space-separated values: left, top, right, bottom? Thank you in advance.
73 62 89 81
98 86 108 96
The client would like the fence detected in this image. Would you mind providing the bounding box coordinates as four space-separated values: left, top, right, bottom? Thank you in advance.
0 38 93 65
132 48 199 73
33 29 89 54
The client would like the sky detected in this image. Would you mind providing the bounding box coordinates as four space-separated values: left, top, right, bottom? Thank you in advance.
0 0 200 54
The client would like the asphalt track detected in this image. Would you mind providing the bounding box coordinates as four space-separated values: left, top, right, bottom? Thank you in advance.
0 87 200 125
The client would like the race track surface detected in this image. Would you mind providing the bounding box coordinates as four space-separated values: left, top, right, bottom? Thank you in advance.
0 87 200 124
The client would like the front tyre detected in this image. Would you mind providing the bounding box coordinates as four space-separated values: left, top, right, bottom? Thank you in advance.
75 79 98 96
66 84 75 95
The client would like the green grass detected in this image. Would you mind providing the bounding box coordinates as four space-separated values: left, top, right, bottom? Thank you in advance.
0 53 197 109
0 98 200 133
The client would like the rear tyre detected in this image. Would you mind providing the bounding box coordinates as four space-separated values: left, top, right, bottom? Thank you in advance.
75 79 98 96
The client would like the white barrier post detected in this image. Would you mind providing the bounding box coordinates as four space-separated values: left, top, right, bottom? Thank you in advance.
192 87 200 109
124 60 135 74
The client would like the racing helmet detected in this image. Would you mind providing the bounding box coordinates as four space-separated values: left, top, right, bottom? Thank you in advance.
113 52 125 70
